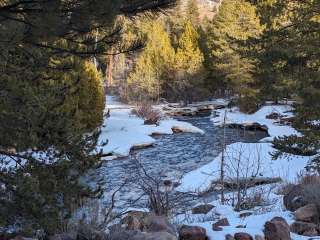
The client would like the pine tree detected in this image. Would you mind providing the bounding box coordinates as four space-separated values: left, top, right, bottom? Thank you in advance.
127 20 175 101
170 20 206 103
253 0 320 168
205 0 263 112
0 0 176 235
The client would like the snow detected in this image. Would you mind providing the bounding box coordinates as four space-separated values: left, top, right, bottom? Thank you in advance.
177 142 311 193
0 149 61 171
211 105 300 140
177 103 318 239
105 95 132 109
98 96 204 158
174 183 313 240
195 209 310 240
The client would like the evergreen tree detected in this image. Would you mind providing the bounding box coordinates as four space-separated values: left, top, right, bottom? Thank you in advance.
205 0 263 112
170 20 206 103
0 0 176 235
246 0 297 103
252 0 320 167
127 20 175 101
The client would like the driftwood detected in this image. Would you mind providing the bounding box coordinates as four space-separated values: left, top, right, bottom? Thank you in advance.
210 177 282 191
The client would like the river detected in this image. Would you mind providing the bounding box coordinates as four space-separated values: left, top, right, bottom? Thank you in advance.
87 115 268 213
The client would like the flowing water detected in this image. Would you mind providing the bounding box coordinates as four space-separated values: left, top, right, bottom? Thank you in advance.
88 115 268 211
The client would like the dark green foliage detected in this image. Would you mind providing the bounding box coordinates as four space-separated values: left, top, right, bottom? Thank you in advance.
204 0 263 112
272 135 319 158
169 20 207 103
0 151 99 235
125 16 207 103
251 0 320 166
0 54 104 234
0 0 176 235
126 19 175 102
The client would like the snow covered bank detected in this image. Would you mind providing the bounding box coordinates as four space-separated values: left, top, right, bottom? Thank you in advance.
178 104 314 193
190 201 309 240
212 105 300 141
177 104 315 239
174 183 312 240
177 142 311 193
98 97 204 158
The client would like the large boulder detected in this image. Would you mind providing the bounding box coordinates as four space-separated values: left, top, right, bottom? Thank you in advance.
142 232 178 240
263 217 290 240
283 185 307 211
178 225 208 240
11 237 36 240
212 218 230 231
192 204 214 215
49 233 75 240
77 224 108 240
144 215 176 236
293 204 319 223
109 230 144 240
108 223 124 235
234 232 253 240
290 221 319 236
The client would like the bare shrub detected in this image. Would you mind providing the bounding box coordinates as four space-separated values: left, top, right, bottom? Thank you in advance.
240 191 265 210
297 174 320 185
131 157 197 217
303 184 320 208
132 103 162 125
63 183 128 239
276 182 295 195
224 144 264 211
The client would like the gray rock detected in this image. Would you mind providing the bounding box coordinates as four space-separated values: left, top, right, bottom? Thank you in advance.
294 204 319 223
192 204 214 215
179 225 208 240
49 233 75 240
234 232 253 240
239 212 253 218
141 232 177 240
283 185 307 211
109 230 143 240
290 221 319 236
144 215 176 236
109 230 177 240
212 218 230 231
264 217 290 240
77 224 108 240
11 237 37 240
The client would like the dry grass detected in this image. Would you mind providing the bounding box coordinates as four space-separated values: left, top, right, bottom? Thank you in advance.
298 174 320 185
297 174 320 209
